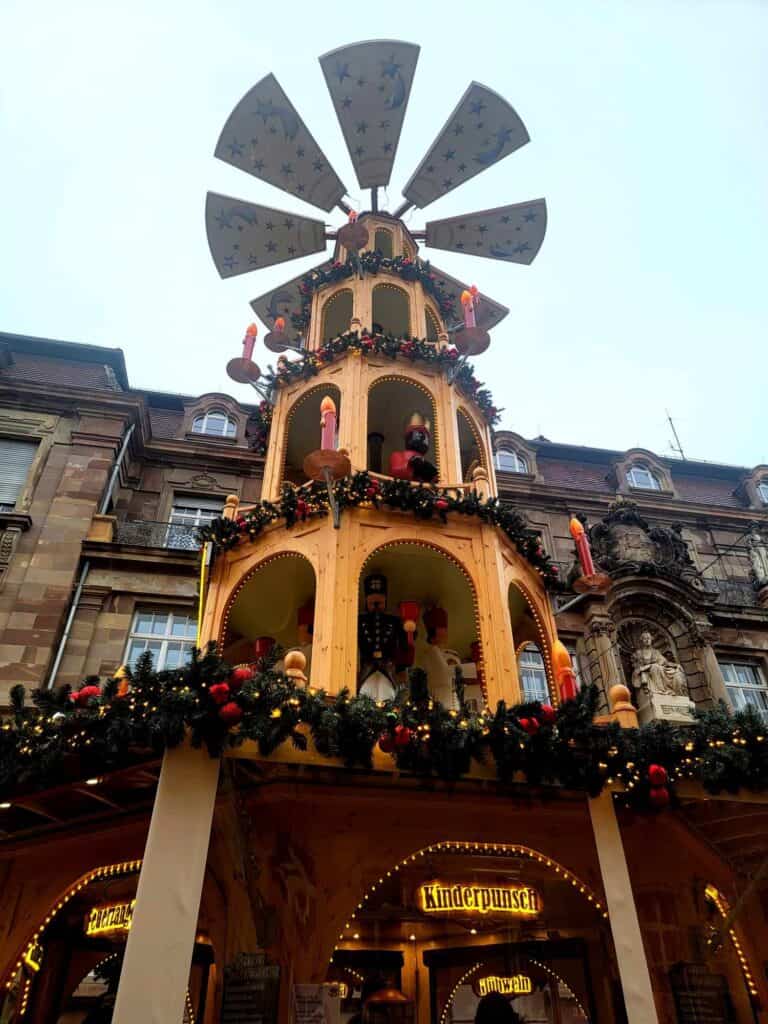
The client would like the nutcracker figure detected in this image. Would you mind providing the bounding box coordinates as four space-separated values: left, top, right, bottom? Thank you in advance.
388 413 438 484
357 573 413 700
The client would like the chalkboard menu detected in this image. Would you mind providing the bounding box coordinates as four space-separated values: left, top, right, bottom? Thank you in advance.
669 963 736 1024
221 953 280 1024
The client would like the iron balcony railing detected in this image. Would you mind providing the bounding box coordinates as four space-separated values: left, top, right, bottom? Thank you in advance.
114 518 202 551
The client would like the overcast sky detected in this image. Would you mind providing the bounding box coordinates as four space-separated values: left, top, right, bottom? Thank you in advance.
2 1 766 467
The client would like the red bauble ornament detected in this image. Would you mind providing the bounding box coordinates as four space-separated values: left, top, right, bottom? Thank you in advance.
526 718 540 734
209 682 231 705
230 666 254 690
219 701 243 726
394 724 413 749
366 485 379 499
435 498 449 512
649 785 670 809
539 704 556 726
76 685 101 705
378 733 395 754
647 764 668 787
296 499 308 518
518 717 531 733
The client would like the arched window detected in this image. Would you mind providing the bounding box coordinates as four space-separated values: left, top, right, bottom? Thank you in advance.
321 289 353 343
192 409 236 438
758 480 768 504
627 465 661 490
494 449 527 474
425 306 440 343
373 228 394 259
518 644 549 702
372 283 410 337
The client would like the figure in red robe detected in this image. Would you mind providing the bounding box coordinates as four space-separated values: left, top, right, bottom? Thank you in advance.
388 412 438 484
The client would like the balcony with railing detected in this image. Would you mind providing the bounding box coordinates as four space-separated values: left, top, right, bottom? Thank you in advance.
113 518 202 551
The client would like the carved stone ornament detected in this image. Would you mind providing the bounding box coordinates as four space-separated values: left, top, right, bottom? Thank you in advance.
746 525 768 588
589 499 704 590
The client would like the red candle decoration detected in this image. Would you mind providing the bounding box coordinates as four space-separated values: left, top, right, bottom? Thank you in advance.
274 316 286 332
460 288 477 329
569 517 595 577
253 636 275 661
320 395 337 450
348 209 358 222
243 323 258 361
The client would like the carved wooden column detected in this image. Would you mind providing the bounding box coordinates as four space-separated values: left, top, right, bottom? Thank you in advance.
582 597 623 713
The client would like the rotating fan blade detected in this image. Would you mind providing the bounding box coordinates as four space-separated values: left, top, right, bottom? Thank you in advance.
401 83 529 210
426 200 547 264
430 264 509 330
214 73 347 212
205 193 327 278
250 261 332 332
320 39 420 189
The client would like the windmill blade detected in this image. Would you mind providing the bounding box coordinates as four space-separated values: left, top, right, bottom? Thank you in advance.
426 200 547 264
429 265 509 330
214 73 347 213
320 39 420 189
250 261 332 332
401 83 529 210
205 193 327 278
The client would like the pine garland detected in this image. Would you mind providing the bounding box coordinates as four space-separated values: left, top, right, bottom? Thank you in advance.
2 651 767 812
198 471 562 590
267 329 501 427
245 401 273 457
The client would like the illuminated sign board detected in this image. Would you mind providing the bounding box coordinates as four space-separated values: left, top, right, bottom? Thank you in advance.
474 975 533 998
418 882 541 916
85 900 135 937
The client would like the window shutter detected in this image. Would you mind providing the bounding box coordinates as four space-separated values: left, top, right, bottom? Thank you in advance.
0 439 37 508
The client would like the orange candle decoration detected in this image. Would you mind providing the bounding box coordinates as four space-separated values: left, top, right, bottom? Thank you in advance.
348 209 358 222
460 288 476 329
243 323 258 361
320 395 337 450
274 316 286 332
552 639 578 702
569 516 595 577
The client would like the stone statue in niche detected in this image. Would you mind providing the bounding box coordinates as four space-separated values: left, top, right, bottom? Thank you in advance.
631 630 688 698
619 622 695 726
746 525 768 587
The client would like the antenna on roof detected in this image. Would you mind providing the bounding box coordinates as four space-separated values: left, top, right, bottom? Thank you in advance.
666 410 687 461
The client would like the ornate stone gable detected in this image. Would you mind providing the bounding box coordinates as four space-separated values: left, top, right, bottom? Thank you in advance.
589 499 705 592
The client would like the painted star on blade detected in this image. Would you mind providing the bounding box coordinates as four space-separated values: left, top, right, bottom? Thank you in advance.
280 163 294 176
469 99 486 115
523 211 538 222
458 163 466 172
356 77 366 88
223 255 238 270
284 218 295 228
515 242 531 254
382 142 393 153
335 62 351 83
226 139 244 157
265 221 275 231
354 145 366 157
379 119 391 129
214 210 232 229
313 159 325 172
426 164 435 174
495 127 515 146
296 146 305 158
452 123 464 135
355 120 368 134
500 215 511 224
381 55 402 78
443 149 456 161
341 96 352 109
248 253 259 266
265 240 278 253
442 178 453 189
252 159 265 173
297 184 306 193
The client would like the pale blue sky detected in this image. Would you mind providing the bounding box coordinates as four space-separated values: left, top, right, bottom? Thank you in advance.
2 1 766 466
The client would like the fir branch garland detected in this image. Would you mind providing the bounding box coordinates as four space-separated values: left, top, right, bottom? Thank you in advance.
2 650 768 814
198 471 562 590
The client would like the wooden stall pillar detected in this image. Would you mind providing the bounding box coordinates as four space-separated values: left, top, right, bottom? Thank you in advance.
112 742 220 1024
588 790 659 1024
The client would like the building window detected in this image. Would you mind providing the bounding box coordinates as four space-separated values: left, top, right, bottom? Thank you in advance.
0 438 37 512
566 644 584 690
494 449 528 474
191 410 236 438
518 645 549 702
124 608 197 670
719 661 768 721
167 496 222 549
627 465 661 490
758 481 768 504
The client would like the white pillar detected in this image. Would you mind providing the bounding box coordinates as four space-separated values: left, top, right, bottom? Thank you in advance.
112 742 220 1024
588 790 659 1024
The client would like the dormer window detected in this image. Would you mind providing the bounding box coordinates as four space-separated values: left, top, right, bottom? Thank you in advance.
192 410 236 438
627 465 660 490
494 449 528 474
758 481 768 504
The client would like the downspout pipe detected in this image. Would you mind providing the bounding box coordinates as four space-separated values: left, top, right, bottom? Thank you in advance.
45 424 135 689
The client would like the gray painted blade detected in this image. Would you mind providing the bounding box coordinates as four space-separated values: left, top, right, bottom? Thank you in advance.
205 193 327 278
426 200 547 264
319 39 420 189
214 73 347 212
250 261 331 331
402 83 529 209
429 264 509 330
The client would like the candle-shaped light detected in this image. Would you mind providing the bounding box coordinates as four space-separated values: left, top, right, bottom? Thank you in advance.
320 395 337 450
274 316 286 333
243 323 258 361
460 289 476 328
569 516 595 577
348 209 358 222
